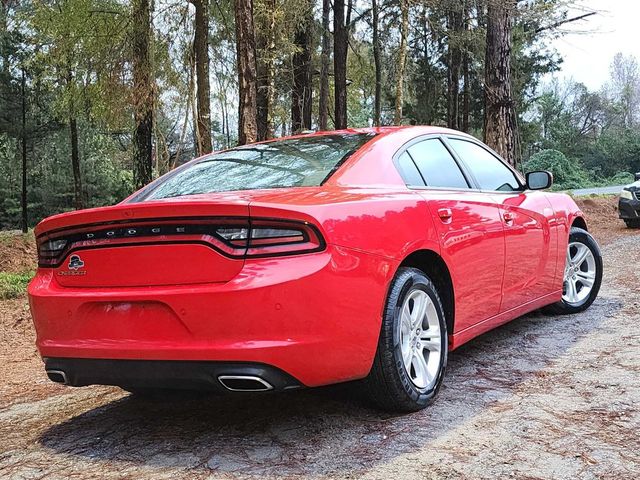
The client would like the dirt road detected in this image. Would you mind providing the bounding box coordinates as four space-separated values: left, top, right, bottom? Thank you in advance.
1 216 639 479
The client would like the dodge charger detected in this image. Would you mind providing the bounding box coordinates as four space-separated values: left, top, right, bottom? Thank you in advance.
28 126 603 411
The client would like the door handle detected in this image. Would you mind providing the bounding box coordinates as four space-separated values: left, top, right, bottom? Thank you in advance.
503 211 515 225
437 208 453 223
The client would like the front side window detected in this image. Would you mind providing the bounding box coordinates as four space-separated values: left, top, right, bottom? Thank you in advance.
138 133 374 201
406 139 469 189
447 138 521 192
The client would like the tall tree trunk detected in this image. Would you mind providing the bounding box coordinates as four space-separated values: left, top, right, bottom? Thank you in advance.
333 0 351 129
132 0 153 188
394 0 408 125
65 69 83 210
256 0 275 140
256 48 268 140
189 48 199 150
302 39 312 129
372 0 381 126
220 95 227 147
219 78 231 147
192 0 212 155
1 6 9 80
484 0 517 166
318 0 330 130
419 5 435 124
20 69 27 232
460 0 470 131
462 49 470 132
235 0 258 144
447 2 463 130
292 2 313 133
69 116 83 210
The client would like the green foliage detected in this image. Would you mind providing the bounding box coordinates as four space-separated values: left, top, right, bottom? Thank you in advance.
524 149 635 190
0 271 33 299
346 40 376 127
1 0 637 233
0 0 138 230
525 58 640 189
583 129 640 178
607 171 634 185
27 0 130 127
524 149 591 189
0 123 134 229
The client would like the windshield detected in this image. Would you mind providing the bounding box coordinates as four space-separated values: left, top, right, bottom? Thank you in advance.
138 133 374 201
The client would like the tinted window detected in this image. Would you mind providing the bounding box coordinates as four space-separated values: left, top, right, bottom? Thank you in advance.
406 139 469 189
448 139 521 191
140 133 374 200
396 151 425 186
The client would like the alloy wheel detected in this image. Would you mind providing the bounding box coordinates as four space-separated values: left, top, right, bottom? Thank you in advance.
562 241 597 305
399 289 442 390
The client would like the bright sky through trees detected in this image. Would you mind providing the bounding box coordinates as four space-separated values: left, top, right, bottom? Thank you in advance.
553 0 640 89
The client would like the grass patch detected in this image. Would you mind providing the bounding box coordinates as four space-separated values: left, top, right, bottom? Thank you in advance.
0 271 33 299
0 229 34 245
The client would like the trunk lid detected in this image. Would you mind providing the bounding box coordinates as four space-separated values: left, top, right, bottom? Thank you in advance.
36 194 250 288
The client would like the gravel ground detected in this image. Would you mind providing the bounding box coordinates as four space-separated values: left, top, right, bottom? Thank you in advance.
0 229 639 479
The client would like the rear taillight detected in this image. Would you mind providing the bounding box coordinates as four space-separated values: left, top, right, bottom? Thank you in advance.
37 217 325 267
245 220 324 257
38 239 69 267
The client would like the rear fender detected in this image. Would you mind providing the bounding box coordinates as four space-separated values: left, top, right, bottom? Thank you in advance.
249 189 441 261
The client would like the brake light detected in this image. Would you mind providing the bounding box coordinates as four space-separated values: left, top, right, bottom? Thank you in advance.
37 239 69 266
245 220 323 257
36 217 325 267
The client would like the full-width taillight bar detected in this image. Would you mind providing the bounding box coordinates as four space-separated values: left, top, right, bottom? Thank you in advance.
36 217 326 267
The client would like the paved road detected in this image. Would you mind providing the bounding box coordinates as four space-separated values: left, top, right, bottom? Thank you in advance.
570 185 625 196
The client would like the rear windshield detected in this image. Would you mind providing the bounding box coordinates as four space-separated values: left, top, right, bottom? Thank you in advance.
138 133 374 201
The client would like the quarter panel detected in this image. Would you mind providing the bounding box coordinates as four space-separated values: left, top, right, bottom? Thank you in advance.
248 188 441 260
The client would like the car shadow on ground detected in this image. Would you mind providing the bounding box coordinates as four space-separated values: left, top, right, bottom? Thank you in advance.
38 296 622 477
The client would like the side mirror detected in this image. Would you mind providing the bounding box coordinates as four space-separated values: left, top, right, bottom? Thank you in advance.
526 170 553 190
635 172 640 181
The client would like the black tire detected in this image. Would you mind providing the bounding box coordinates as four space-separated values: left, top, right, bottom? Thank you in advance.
624 219 640 229
363 267 448 412
546 227 602 315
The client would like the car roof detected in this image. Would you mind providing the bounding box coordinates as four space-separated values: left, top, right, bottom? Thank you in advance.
284 125 475 140
317 126 478 188
184 125 476 165
127 126 479 203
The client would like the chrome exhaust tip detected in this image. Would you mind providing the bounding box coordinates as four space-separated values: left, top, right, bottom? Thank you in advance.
46 369 68 384
218 375 274 392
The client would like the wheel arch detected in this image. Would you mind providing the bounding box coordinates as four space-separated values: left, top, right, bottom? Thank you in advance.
571 215 588 231
398 249 455 335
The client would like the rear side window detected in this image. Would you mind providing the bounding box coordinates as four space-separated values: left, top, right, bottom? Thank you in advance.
396 151 425 186
447 138 521 192
138 133 374 201
406 139 469 189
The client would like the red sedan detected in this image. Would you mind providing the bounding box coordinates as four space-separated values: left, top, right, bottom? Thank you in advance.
28 126 603 411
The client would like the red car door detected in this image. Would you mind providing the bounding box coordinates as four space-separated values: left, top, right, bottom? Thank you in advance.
396 138 506 333
492 191 558 311
445 137 558 313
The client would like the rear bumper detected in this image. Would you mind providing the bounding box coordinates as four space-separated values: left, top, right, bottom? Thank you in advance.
29 245 397 388
618 197 640 219
44 357 302 392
